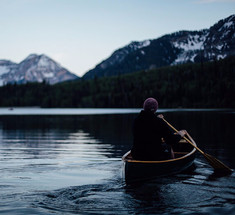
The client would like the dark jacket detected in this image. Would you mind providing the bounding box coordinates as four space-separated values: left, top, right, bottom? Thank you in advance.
131 110 181 160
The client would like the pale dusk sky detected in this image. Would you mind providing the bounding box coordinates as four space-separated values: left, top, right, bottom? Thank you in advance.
0 0 234 76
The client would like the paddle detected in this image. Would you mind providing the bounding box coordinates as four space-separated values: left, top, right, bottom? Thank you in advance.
161 117 233 174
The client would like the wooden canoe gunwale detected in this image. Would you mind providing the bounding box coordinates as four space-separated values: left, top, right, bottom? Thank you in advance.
122 135 197 164
122 147 196 164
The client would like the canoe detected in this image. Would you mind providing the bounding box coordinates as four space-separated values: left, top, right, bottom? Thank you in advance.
122 134 197 184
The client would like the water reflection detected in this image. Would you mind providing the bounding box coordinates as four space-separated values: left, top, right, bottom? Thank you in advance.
0 117 120 197
0 114 135 160
2 111 233 165
0 110 234 214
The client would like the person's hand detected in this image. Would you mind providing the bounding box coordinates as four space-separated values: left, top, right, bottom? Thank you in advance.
157 114 164 119
178 130 187 137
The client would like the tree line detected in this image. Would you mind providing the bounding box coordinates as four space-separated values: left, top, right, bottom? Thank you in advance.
0 56 234 108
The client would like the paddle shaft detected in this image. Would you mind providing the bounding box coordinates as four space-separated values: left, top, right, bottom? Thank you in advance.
162 117 232 173
162 118 206 155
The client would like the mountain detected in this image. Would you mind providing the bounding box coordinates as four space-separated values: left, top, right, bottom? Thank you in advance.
83 14 235 79
0 54 78 86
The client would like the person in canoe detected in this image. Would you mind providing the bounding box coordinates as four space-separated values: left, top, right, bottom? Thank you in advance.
131 97 187 161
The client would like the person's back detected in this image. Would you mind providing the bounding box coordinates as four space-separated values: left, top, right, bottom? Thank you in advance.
131 98 185 161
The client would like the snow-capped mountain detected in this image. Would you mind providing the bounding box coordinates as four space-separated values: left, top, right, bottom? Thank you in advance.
83 14 235 79
0 54 78 86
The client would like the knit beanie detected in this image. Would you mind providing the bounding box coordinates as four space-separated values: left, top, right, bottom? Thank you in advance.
143 98 158 112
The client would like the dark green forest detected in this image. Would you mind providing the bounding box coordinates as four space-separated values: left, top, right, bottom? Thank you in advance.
0 56 234 108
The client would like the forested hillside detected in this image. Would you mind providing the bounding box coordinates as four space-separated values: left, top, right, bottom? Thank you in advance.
0 56 234 108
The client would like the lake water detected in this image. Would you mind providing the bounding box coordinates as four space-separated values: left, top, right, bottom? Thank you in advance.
0 108 234 214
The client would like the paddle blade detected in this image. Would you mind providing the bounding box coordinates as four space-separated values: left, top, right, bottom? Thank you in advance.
203 153 233 174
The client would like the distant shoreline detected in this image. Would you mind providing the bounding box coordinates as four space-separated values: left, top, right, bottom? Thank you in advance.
0 108 234 116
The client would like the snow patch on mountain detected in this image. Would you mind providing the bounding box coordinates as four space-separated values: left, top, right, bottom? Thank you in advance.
173 34 206 51
124 40 151 51
217 54 227 60
129 40 151 49
223 21 233 29
216 44 224 50
0 66 10 76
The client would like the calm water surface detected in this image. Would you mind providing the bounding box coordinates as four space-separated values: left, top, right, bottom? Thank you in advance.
0 109 234 214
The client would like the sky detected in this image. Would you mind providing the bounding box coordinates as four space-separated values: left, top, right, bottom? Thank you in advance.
0 0 235 77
